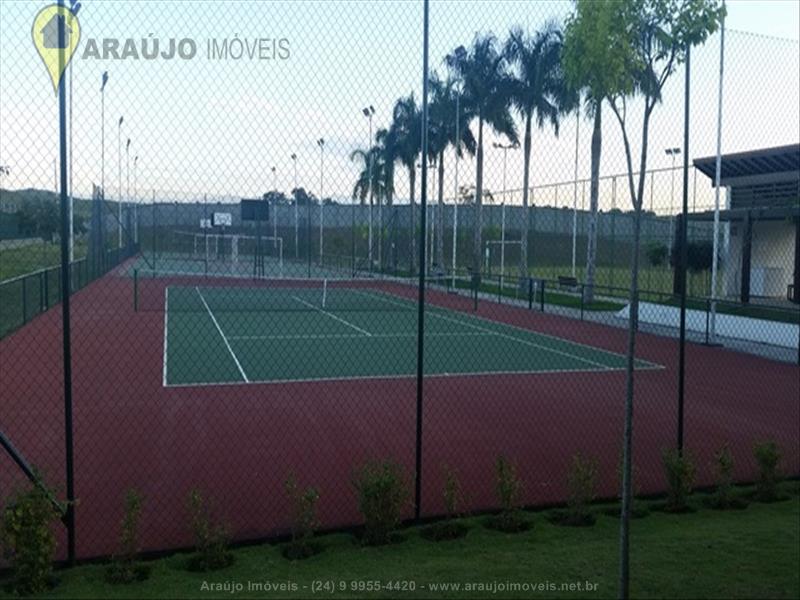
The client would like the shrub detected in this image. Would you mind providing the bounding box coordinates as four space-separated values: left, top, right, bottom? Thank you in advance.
645 242 669 268
705 444 746 510
283 474 321 560
442 464 465 519
670 240 714 273
495 455 522 513
353 459 410 546
486 455 528 533
1 484 60 596
566 454 598 525
186 489 233 571
662 448 696 512
106 490 150 584
421 465 468 542
753 440 782 502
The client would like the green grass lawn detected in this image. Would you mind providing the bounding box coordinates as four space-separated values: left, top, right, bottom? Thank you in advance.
0 240 88 282
6 485 798 599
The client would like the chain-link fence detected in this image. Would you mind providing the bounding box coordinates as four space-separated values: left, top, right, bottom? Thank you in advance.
0 0 798 563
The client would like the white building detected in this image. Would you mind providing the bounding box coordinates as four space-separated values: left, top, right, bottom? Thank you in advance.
693 144 799 304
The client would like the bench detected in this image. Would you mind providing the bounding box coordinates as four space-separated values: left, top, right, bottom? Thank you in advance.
557 275 579 291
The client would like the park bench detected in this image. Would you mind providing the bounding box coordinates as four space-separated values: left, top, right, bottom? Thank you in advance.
557 275 579 291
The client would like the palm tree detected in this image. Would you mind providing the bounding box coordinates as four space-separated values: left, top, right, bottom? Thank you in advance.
352 145 393 267
391 94 422 275
375 128 397 207
446 34 518 278
505 24 575 282
428 71 477 270
350 146 389 205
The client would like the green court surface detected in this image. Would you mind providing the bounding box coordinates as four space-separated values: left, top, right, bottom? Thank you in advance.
163 284 659 386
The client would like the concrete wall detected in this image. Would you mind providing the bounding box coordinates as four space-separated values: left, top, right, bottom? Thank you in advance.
136 201 692 242
722 219 796 299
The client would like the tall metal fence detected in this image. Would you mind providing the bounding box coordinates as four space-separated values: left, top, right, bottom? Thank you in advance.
0 0 798 564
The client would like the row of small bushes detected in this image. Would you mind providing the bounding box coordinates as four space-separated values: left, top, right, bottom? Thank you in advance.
1 439 789 595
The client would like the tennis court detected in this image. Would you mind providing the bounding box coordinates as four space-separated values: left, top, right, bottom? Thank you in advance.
162 279 660 386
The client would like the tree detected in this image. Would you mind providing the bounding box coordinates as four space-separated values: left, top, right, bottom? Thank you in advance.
16 199 59 241
563 0 637 303
645 241 669 267
391 94 422 275
428 71 477 270
587 1 724 597
262 190 289 205
670 240 713 273
375 127 398 207
505 23 574 281
350 146 390 206
290 187 318 206
446 35 518 279
374 127 398 270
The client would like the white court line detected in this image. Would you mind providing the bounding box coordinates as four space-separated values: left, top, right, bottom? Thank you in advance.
163 363 665 389
292 296 373 336
352 289 615 371
162 287 170 386
196 287 250 383
227 331 489 341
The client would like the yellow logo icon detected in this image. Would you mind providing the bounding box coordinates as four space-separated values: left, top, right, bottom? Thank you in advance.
31 4 81 94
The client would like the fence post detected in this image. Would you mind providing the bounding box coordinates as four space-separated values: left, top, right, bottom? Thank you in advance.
540 279 545 312
528 277 534 310
44 269 50 311
22 277 28 324
39 270 45 313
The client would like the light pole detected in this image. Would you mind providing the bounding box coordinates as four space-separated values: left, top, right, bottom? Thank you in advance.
710 1 726 344
493 141 519 282
571 109 580 278
133 155 138 244
271 165 278 248
317 138 325 265
452 80 461 287
100 73 108 198
117 116 124 248
291 153 298 259
362 106 375 268
68 56 74 262
126 138 131 250
665 147 681 253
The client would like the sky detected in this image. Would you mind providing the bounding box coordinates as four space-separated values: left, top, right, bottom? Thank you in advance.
0 0 798 215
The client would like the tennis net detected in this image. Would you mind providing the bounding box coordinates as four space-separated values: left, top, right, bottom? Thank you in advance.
132 268 472 314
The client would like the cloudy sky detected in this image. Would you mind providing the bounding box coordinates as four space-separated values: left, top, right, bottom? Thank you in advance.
1 0 798 214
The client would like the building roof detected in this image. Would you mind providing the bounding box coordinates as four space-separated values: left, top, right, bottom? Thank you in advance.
689 205 799 222
693 144 800 184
